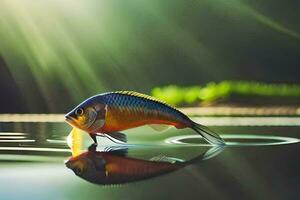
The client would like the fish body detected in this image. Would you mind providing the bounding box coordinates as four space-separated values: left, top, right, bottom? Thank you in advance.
96 91 191 132
65 91 224 145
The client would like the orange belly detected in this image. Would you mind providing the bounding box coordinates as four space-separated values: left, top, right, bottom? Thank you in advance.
98 106 187 133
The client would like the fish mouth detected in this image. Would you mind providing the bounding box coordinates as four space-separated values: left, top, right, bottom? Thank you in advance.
65 160 72 169
65 115 76 124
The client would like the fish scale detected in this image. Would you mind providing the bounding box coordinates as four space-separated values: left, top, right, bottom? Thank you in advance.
99 92 190 132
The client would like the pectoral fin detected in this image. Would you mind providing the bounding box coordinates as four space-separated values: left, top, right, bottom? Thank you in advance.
108 132 127 143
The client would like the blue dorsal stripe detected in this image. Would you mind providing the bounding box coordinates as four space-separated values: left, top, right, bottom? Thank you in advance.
96 91 190 122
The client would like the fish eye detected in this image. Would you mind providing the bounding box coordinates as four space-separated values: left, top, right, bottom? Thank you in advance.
75 108 84 116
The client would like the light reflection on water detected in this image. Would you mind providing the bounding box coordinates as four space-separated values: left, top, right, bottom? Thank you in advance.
0 122 71 159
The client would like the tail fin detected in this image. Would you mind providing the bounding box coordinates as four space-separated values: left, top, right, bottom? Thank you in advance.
191 122 225 146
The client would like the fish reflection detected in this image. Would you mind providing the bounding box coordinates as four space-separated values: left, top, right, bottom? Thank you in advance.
65 145 223 185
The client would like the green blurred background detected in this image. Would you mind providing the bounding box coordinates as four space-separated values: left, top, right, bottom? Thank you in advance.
0 0 299 113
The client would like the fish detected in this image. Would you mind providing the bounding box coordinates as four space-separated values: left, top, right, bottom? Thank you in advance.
65 91 225 145
65 145 224 185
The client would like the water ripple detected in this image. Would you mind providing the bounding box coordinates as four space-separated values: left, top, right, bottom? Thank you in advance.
165 134 300 146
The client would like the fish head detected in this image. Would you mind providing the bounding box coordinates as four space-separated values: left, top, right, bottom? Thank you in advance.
65 98 107 132
65 152 107 183
65 156 88 176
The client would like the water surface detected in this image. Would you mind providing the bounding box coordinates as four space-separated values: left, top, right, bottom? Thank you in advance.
0 118 299 200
